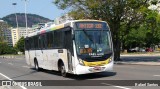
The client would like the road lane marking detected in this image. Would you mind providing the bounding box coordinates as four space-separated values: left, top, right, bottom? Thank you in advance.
101 83 131 89
0 73 27 89
8 63 13 65
113 86 131 89
153 75 160 77
22 66 30 68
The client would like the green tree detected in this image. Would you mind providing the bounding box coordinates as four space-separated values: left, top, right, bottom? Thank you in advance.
145 10 160 47
124 25 147 49
0 42 17 55
15 37 25 53
121 7 160 50
53 0 149 61
0 42 7 54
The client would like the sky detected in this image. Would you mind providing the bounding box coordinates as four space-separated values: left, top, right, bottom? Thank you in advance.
0 0 68 20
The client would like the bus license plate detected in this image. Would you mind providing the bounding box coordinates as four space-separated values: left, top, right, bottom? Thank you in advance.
93 66 101 71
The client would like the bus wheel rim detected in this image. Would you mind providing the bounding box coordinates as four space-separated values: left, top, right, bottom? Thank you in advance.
35 62 38 70
35 64 38 69
61 66 66 76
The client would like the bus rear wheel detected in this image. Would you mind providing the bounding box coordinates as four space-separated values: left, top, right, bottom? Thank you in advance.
60 63 67 77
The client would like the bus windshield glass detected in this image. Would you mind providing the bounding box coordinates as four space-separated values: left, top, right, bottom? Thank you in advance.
74 22 112 59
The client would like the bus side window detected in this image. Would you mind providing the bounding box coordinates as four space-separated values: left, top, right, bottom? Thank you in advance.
25 38 29 50
46 32 54 48
28 38 32 50
41 34 47 49
34 36 38 50
31 37 34 50
53 31 64 48
38 36 41 49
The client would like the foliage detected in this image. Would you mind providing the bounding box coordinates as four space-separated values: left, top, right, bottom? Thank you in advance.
0 42 17 55
53 0 150 61
145 10 160 47
124 25 147 48
15 37 25 53
150 0 159 5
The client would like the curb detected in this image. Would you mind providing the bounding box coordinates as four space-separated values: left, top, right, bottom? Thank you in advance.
120 53 160 57
114 62 160 66
120 55 160 57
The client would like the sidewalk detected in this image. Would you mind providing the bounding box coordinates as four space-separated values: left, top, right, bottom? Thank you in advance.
115 61 160 66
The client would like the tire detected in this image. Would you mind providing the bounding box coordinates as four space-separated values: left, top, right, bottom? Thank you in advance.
34 60 40 71
60 63 67 77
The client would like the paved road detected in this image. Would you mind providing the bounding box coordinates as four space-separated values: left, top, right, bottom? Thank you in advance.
0 57 160 89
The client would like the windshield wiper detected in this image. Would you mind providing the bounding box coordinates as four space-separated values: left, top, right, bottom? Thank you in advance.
82 29 94 43
82 29 97 53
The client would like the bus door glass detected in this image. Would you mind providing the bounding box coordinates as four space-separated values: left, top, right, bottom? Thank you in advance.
64 27 73 71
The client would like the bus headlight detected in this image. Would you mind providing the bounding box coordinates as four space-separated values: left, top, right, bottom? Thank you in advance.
108 58 113 63
79 59 84 66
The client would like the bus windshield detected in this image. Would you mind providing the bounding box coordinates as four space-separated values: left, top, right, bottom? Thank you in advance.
75 30 112 57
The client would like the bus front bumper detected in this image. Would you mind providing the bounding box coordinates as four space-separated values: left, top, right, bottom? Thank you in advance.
75 61 114 75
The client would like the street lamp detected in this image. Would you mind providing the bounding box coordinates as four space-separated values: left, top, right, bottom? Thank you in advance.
22 0 28 36
12 3 19 30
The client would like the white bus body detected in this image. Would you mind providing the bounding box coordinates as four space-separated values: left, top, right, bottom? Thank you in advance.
25 20 114 76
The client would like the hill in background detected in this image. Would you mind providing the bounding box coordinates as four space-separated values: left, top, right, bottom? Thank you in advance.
2 13 52 27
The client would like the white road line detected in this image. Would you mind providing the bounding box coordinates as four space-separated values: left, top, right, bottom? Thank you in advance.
0 73 27 89
8 63 13 65
114 86 131 89
101 83 131 89
22 66 30 68
153 75 160 77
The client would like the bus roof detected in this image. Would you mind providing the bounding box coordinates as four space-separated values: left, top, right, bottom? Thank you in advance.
26 20 107 38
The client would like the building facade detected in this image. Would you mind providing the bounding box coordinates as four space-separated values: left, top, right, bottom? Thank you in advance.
0 20 13 46
3 28 13 46
11 27 34 46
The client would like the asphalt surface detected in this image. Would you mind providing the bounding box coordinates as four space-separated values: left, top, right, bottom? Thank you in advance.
0 56 160 89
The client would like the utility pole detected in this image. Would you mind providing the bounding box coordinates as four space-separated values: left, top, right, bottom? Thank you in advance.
22 0 28 36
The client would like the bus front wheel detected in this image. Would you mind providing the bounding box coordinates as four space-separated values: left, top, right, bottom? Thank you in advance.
60 63 67 77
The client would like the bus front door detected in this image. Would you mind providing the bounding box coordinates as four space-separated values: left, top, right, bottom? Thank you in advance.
65 29 73 72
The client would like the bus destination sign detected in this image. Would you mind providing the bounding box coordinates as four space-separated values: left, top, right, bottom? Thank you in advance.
76 22 107 29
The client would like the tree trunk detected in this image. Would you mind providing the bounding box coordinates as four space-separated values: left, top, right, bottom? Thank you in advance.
111 22 121 61
114 39 121 61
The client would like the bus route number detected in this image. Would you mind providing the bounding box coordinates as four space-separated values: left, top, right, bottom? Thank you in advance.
79 23 102 29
